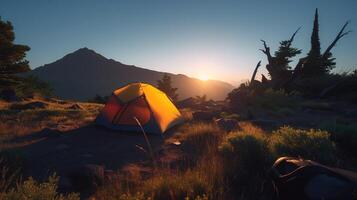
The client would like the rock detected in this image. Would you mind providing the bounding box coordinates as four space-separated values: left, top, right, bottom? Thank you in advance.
215 118 239 131
0 88 20 102
68 164 105 192
67 103 84 110
192 111 216 121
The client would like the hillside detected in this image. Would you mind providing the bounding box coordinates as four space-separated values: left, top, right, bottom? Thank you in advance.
27 48 234 101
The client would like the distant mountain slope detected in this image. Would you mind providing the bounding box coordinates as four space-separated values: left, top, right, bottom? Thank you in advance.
28 48 234 101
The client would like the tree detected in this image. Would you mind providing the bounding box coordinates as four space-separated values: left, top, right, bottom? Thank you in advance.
302 9 324 76
0 17 31 74
260 28 301 84
157 73 178 101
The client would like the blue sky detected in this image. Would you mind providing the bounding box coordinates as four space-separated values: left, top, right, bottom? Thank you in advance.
1 0 356 84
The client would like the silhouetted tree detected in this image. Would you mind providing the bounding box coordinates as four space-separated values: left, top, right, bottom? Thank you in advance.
302 9 325 76
0 17 30 74
260 28 301 84
157 73 178 101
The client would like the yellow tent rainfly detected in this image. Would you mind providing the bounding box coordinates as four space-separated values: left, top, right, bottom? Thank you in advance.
96 83 184 134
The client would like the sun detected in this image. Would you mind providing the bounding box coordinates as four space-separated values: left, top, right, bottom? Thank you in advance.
198 74 210 81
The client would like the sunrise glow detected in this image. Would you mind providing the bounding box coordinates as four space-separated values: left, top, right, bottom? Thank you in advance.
198 74 210 81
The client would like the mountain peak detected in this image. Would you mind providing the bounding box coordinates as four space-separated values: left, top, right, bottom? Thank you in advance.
57 47 108 64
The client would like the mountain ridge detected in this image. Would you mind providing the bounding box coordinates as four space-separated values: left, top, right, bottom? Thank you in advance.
28 47 234 101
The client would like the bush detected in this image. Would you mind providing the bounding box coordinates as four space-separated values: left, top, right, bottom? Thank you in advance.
1 175 79 200
178 123 223 157
270 126 337 164
320 122 357 156
0 75 53 99
227 86 301 114
219 131 272 198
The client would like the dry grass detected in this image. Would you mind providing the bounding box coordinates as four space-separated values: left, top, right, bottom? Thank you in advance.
0 98 103 137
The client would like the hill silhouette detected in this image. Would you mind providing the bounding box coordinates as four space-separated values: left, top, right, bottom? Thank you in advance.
28 48 234 100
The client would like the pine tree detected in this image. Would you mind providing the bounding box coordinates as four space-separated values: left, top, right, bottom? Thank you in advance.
0 17 31 74
303 9 325 75
157 74 178 101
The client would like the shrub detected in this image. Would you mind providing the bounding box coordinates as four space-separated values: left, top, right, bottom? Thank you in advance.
320 122 357 156
219 131 272 198
1 175 79 200
227 86 301 114
270 126 337 164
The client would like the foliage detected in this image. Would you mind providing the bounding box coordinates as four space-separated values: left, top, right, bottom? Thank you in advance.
274 37 302 72
270 126 337 164
320 121 357 156
227 86 301 113
2 175 79 200
157 73 178 102
17 75 53 97
0 17 30 75
219 131 272 198
142 171 212 200
178 122 223 157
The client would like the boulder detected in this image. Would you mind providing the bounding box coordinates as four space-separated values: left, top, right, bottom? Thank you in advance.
215 118 239 131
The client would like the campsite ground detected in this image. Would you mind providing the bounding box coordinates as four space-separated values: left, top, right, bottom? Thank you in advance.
1 96 357 199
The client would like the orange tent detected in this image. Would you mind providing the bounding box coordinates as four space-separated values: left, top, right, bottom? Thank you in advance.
96 83 184 134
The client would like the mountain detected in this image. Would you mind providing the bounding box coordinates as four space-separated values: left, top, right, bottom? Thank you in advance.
28 48 234 101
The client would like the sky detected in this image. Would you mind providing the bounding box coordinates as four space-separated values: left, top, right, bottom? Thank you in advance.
1 0 356 84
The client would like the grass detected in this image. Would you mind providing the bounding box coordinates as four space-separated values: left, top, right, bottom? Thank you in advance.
1 175 79 200
93 122 343 200
0 99 102 138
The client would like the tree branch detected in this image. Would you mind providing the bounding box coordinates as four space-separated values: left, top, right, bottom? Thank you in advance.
250 61 261 84
260 40 273 64
322 21 351 59
287 27 301 47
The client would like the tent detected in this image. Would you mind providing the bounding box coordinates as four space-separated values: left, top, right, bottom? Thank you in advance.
96 83 184 134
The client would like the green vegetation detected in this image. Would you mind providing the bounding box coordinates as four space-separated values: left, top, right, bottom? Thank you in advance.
0 17 53 99
1 175 79 200
270 126 336 164
320 121 357 156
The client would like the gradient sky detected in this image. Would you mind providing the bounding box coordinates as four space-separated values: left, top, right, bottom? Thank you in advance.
1 0 356 84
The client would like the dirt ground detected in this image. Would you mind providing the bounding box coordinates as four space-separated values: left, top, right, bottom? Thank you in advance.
7 125 174 182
